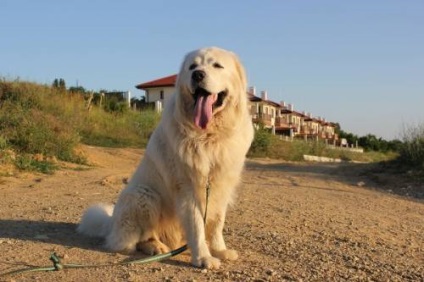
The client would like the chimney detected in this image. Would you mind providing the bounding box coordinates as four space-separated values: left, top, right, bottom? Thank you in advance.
288 104 294 111
248 86 256 96
260 90 267 101
280 101 286 108
125 91 131 107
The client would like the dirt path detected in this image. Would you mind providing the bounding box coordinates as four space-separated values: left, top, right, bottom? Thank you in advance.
0 146 423 281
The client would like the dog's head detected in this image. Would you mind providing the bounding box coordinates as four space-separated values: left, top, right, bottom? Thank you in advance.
175 47 247 130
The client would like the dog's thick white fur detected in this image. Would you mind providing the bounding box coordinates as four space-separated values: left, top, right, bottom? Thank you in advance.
78 47 254 269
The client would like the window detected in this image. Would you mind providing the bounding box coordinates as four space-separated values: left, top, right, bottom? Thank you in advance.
160 90 164 100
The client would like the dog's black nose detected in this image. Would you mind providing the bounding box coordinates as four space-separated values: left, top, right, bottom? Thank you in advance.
192 70 206 82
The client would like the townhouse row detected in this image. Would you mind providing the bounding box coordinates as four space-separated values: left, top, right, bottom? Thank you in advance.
136 74 339 142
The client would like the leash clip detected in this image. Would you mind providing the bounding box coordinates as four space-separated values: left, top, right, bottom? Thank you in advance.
50 253 64 271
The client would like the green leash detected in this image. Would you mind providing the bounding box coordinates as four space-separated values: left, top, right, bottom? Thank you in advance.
1 180 211 277
1 247 188 277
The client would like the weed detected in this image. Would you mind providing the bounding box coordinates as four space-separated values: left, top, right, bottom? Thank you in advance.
398 123 424 170
14 155 58 174
0 135 8 150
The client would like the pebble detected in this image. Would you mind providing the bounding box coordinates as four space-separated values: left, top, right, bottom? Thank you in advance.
266 269 276 276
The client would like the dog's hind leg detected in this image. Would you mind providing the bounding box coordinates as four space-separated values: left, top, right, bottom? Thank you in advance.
105 186 168 254
136 235 170 255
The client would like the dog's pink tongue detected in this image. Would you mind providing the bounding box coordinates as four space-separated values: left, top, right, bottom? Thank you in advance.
194 94 217 129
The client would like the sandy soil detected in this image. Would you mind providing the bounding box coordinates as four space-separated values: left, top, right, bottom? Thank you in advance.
0 146 423 282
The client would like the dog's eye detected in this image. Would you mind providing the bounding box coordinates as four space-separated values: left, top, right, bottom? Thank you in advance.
189 64 197 70
213 63 224 69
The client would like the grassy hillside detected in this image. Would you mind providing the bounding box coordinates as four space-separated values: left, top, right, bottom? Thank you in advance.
0 79 159 173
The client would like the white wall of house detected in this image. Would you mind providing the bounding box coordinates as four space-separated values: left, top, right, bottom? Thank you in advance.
145 87 175 106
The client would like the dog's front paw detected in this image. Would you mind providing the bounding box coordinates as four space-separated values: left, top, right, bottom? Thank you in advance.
192 256 221 269
211 249 239 261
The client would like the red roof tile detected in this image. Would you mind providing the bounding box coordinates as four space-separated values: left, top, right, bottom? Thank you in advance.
248 93 262 102
135 74 177 89
248 94 281 107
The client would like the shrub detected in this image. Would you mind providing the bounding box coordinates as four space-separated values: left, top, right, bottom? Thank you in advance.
14 154 58 174
398 123 424 169
248 126 273 156
0 80 87 170
0 101 82 162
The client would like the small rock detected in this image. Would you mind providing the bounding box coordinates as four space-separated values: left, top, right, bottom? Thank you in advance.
266 269 276 276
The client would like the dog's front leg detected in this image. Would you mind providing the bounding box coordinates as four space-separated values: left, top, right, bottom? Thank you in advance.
207 208 239 262
176 191 221 269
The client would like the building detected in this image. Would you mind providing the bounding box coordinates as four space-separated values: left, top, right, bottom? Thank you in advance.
135 75 338 142
135 74 177 107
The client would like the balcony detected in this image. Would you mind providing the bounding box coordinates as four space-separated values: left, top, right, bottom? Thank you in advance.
252 113 273 127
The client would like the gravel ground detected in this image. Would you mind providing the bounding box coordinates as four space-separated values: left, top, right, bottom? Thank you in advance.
0 146 423 281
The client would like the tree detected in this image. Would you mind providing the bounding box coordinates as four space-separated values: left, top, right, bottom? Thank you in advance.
58 79 66 91
358 134 380 151
52 79 59 88
52 78 66 92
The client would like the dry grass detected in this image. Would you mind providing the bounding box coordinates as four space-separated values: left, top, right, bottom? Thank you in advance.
0 78 159 172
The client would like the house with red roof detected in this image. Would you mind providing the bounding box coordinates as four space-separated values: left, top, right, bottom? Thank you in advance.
135 74 177 107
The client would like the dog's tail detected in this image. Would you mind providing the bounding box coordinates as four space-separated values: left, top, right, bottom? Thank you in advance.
77 203 114 238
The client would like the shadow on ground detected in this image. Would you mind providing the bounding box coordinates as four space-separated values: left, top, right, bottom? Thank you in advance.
0 220 103 250
246 159 424 201
0 220 192 267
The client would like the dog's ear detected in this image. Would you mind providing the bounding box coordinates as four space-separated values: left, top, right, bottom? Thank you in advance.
231 52 247 93
175 53 189 91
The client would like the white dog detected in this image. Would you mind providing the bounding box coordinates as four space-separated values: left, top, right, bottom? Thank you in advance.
78 47 254 269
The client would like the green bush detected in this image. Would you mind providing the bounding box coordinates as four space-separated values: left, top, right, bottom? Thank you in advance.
0 100 82 163
248 126 273 156
14 154 58 174
398 123 424 169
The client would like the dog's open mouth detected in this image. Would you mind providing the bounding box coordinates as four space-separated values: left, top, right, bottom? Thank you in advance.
193 87 227 129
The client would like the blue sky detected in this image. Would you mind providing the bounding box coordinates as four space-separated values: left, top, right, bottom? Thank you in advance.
1 0 423 140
